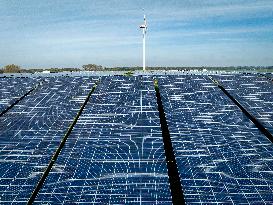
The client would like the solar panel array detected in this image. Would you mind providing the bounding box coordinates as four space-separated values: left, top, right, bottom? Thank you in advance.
0 73 272 204
34 76 172 204
158 75 273 204
0 76 96 203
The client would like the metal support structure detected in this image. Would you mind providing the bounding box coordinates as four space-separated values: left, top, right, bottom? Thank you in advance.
140 14 147 71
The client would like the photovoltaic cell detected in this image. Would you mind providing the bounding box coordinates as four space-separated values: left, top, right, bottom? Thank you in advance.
159 75 273 204
34 76 172 204
0 77 96 204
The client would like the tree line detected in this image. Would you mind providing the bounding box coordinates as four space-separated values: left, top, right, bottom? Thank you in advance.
1 64 273 74
0 64 104 73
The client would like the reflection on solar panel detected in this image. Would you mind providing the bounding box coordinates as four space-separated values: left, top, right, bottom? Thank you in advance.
158 75 273 204
34 76 172 204
0 77 96 203
212 74 273 134
0 73 273 204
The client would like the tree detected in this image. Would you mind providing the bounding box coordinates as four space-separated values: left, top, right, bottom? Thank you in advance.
3 64 21 73
82 64 104 71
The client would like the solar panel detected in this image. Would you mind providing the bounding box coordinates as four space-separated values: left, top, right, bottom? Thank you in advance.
212 74 273 134
34 76 172 204
0 77 40 112
158 75 273 203
0 77 96 203
0 73 273 204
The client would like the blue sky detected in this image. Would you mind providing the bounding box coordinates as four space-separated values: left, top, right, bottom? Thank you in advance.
0 0 273 68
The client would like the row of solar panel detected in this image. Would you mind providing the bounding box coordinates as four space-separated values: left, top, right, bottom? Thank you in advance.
158 75 273 204
0 74 272 204
0 76 173 204
0 77 98 204
32 76 172 204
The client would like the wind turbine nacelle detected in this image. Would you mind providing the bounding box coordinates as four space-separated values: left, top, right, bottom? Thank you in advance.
140 24 146 29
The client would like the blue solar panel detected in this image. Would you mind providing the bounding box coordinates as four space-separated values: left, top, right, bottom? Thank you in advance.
158 75 273 204
34 76 172 204
0 77 96 203
212 74 273 134
1 73 273 204
0 77 40 112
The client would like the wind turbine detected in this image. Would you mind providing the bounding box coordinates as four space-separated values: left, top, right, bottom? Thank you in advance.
139 13 147 71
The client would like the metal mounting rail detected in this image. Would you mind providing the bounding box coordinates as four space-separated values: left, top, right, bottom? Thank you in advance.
27 81 98 205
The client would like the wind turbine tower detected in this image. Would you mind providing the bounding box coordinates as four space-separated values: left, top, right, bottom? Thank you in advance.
140 13 147 71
